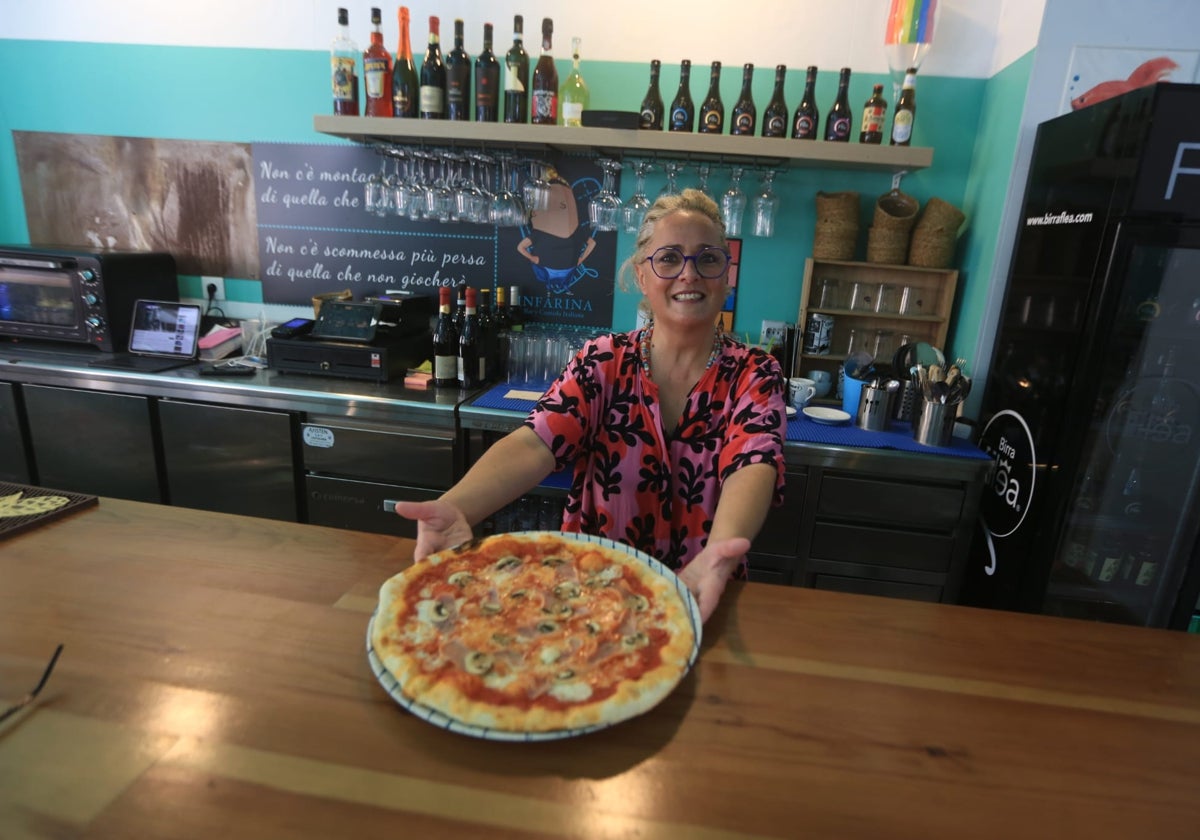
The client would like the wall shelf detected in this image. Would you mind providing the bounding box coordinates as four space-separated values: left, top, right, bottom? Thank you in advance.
313 115 933 173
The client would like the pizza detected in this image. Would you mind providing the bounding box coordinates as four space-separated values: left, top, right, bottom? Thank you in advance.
369 532 699 734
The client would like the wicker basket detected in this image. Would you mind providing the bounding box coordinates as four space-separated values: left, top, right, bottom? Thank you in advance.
913 197 965 235
866 226 910 265
873 190 919 232
312 289 353 316
813 219 858 261
815 191 860 224
908 230 957 268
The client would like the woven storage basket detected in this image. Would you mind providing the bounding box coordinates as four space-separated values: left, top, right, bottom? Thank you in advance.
866 226 910 264
873 190 919 232
815 191 860 224
813 220 858 261
908 230 957 268
912 196 965 235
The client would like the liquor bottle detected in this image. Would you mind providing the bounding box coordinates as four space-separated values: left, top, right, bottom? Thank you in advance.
475 23 500 122
504 15 530 124
419 16 446 119
445 18 470 121
668 60 695 133
559 36 589 126
698 61 724 134
432 286 457 388
458 287 484 389
890 67 917 146
824 67 852 141
730 63 757 136
391 6 419 117
859 83 887 144
791 65 819 139
363 7 393 117
477 286 496 380
639 59 664 130
762 64 788 138
531 18 558 125
508 285 526 331
331 8 359 116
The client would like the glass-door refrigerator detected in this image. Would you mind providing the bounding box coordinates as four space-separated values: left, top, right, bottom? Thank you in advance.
962 83 1200 631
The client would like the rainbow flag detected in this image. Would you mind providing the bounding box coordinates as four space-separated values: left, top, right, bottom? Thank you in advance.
885 0 938 45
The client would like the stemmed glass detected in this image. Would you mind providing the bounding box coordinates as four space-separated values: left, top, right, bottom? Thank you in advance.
621 160 652 234
425 151 456 223
751 170 780 237
696 163 714 198
658 161 682 198
363 150 390 216
588 158 623 232
406 150 435 222
721 166 747 236
523 160 552 214
491 152 527 227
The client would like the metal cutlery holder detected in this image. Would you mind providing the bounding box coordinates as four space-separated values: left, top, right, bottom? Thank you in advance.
892 379 918 422
911 398 957 447
856 384 896 432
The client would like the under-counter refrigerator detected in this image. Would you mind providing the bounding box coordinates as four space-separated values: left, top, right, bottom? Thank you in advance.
961 83 1200 631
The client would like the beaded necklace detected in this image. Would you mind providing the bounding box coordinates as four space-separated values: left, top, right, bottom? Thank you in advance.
638 322 724 381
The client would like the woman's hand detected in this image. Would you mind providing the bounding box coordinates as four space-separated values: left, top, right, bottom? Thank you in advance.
676 537 750 622
390 499 474 562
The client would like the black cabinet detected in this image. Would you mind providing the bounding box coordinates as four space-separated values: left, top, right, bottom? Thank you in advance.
22 384 161 501
0 382 30 484
748 469 807 583
159 400 300 521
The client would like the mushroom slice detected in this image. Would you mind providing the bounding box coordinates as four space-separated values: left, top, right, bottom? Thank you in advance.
541 555 567 567
622 632 648 649
481 600 502 614
555 668 575 681
553 603 574 619
536 620 559 634
552 581 581 600
464 651 494 675
494 555 522 571
626 593 649 612
584 620 602 635
448 571 474 587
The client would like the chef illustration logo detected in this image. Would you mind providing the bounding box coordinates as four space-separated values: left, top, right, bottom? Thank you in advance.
516 167 598 296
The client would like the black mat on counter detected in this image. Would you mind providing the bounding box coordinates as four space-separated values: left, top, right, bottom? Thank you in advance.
0 482 99 539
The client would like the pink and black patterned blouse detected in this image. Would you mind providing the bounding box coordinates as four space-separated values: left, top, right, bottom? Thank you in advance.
525 328 786 572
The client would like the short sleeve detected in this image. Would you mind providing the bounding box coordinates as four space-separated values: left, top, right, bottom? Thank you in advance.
716 349 787 500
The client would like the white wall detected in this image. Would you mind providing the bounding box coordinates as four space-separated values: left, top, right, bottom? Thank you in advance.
970 0 1200 397
7 0 1040 78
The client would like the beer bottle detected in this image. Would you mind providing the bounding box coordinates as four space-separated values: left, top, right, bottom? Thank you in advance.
668 60 695 132
762 64 789 138
639 60 665 130
859 83 887 144
890 68 917 146
698 61 724 134
824 67 852 142
730 63 757 136
791 65 819 139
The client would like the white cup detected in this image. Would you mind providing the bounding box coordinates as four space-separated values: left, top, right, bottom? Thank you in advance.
787 377 818 409
804 369 833 399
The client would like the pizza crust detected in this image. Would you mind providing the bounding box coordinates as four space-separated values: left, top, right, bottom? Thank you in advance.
370 533 698 733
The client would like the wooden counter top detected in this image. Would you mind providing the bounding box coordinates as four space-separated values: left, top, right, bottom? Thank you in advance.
2 499 1198 838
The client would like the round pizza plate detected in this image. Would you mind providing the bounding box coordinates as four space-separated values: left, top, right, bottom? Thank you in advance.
366 530 703 741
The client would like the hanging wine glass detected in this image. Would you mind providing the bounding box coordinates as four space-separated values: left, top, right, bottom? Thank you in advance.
523 159 552 213
588 158 623 232
363 150 389 216
658 161 682 198
721 165 747 236
696 162 714 198
621 160 652 234
426 150 455 223
751 170 780 238
491 152 526 227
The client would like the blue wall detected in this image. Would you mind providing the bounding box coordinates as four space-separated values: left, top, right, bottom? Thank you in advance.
1 39 990 340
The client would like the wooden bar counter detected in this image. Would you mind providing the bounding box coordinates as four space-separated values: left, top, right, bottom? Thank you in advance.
1 499 1198 838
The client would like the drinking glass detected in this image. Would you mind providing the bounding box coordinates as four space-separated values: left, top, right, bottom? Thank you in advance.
621 160 652 234
696 163 714 198
491 153 527 227
588 158 623 232
815 277 840 309
363 152 389 216
658 161 682 198
721 166 747 236
426 151 455 223
751 170 780 237
523 160 552 213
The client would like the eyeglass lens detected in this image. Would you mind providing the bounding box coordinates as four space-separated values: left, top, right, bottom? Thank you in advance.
647 247 729 279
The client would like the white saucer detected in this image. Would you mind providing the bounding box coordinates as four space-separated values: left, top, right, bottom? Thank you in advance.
785 406 797 418
803 406 851 425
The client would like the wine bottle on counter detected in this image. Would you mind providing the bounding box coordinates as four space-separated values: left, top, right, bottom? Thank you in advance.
668 59 695 132
890 67 917 146
791 65 819 139
391 6 419 117
493 285 511 377
445 18 470 121
859 83 887 144
363 7 392 117
560 37 590 126
504 15 530 123
475 23 500 121
454 285 467 335
531 17 558 125
477 287 497 380
762 64 788 137
458 287 484 389
730 63 756 136
698 61 724 134
432 286 458 388
331 7 359 116
419 16 446 118
824 67 852 142
639 59 664 130
508 285 526 331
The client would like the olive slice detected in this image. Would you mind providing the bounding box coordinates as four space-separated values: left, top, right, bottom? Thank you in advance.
464 651 493 675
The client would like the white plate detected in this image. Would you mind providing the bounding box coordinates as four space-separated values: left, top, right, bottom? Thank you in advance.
366 531 703 741
803 406 851 425
785 406 797 418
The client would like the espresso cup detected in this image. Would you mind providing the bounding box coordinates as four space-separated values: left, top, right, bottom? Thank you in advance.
803 369 833 398
787 377 818 409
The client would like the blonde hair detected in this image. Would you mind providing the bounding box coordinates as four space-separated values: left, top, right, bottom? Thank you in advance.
617 188 729 293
